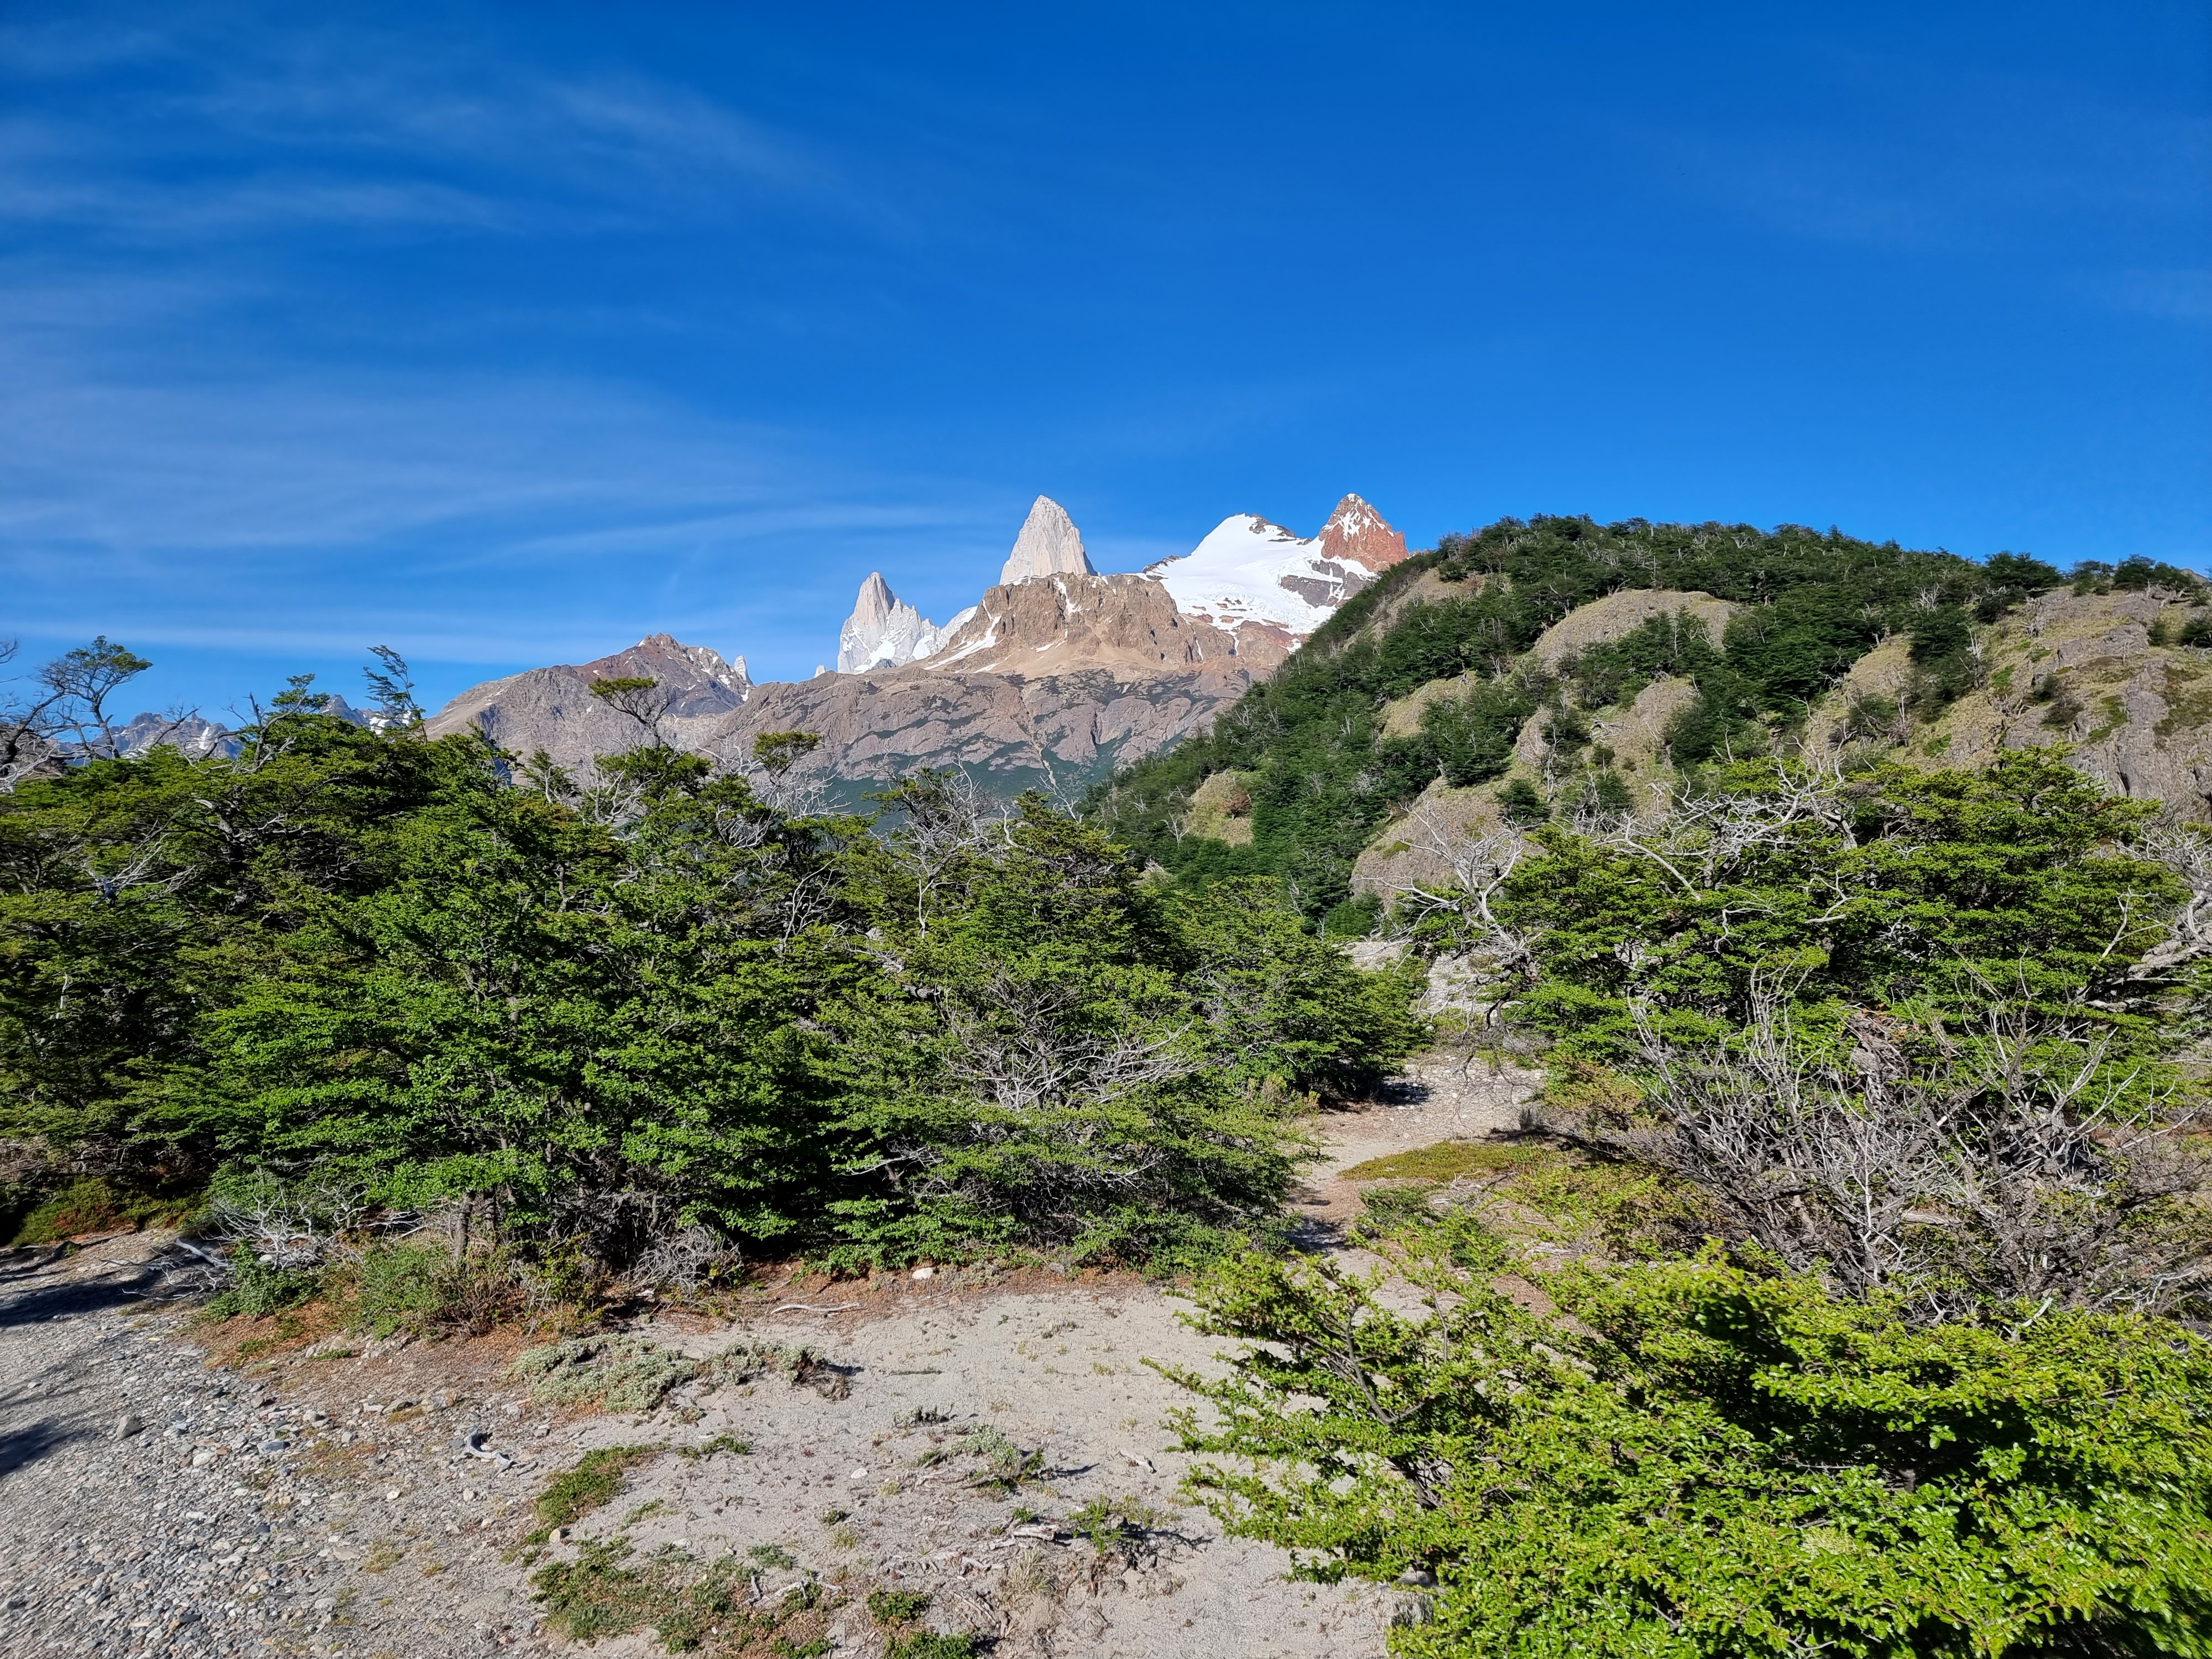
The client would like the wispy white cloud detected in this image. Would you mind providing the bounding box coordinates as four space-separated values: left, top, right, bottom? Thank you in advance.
0 10 871 246
1635 48 2212 257
2090 268 2212 325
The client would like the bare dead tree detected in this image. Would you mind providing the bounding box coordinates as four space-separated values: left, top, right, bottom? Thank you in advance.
1371 804 1537 1031
1530 978 2212 1319
883 769 1016 936
943 974 1193 1125
2121 821 2212 984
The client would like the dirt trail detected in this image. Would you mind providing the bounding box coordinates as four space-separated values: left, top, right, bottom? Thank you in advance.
0 1073 1537 1659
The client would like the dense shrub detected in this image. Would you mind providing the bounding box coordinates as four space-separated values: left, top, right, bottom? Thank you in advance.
1167 1213 2212 1658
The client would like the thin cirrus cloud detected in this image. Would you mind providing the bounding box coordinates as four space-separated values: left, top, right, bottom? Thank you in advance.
0 12 958 705
1635 49 2210 260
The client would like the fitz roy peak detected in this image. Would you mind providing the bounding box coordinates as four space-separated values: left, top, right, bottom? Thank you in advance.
1000 495 1095 583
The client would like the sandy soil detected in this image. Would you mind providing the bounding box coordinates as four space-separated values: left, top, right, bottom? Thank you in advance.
0 1066 1540 1659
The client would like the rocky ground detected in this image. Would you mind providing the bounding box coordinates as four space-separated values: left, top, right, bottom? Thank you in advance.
0 1076 1536 1659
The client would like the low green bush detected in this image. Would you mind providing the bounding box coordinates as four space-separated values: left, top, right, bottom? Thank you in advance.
8 1175 192 1245
531 1444 660 1536
203 1245 322 1319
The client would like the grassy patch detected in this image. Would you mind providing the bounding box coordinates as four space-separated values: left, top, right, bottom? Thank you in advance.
674 1434 750 1459
867 1588 930 1626
508 1335 849 1415
885 1635 975 1659
533 1539 789 1649
7 1175 198 1245
531 1445 659 1538
1341 1141 1553 1182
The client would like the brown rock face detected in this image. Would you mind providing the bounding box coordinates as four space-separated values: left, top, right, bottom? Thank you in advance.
1314 493 1408 575
924 572 1292 677
701 661 1256 804
425 633 750 767
999 495 1095 583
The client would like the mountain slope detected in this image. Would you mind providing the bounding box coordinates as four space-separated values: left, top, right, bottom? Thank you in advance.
1086 516 2189 923
424 633 751 766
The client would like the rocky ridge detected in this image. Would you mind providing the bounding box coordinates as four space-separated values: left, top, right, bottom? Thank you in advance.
424 634 750 770
421 492 1404 796
836 573 974 675
999 494 1095 583
1148 493 1410 653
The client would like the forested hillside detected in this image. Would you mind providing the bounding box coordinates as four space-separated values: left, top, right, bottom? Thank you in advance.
1084 513 2199 924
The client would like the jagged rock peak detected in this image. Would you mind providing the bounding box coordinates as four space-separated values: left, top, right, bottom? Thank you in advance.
1316 493 1408 571
1000 495 1095 584
630 633 750 692
838 572 948 673
837 573 972 673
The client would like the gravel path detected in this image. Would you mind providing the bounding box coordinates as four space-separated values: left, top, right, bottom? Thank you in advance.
0 1233 549 1659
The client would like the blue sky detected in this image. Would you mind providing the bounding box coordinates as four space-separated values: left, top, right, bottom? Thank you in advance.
3 2 2206 719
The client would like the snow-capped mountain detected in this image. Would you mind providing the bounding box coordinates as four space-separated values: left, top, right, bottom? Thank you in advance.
1146 493 1408 650
836 573 975 673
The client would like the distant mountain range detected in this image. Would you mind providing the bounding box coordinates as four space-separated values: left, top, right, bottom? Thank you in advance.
409 493 1408 799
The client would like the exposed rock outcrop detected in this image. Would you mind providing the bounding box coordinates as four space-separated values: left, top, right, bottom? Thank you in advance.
1314 492 1410 575
701 661 1257 805
1852 587 2212 814
1000 496 1095 583
425 633 750 768
924 571 1285 677
1528 588 1736 669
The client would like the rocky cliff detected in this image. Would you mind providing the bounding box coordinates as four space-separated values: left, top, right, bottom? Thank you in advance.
924 571 1283 676
1000 495 1095 583
700 659 1256 806
427 489 1401 795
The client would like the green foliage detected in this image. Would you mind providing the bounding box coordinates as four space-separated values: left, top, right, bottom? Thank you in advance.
1066 1494 1171 1554
510 1336 701 1412
817 782 1419 1268
1498 750 2184 1056
343 1242 513 1338
4 638 1418 1272
202 1244 323 1319
884 1634 975 1659
532 1444 659 1533
6 1173 193 1244
1088 518 2064 916
867 1588 931 1626
531 1538 794 1651
1165 1214 2212 1659
1496 778 1548 827
1339 1140 1550 1183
